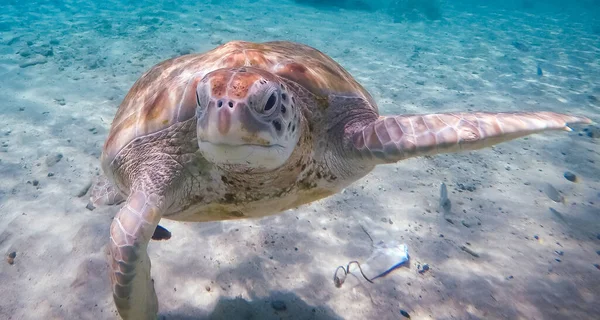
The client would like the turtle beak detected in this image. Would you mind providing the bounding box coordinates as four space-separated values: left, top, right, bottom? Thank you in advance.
195 96 288 172
197 99 274 147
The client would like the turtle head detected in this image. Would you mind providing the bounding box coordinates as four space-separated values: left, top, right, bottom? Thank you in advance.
195 67 301 172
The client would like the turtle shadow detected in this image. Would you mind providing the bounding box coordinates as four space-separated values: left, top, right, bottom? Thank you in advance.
163 291 343 320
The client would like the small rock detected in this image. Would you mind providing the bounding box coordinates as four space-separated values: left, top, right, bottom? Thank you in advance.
583 125 600 138
505 275 514 280
457 183 476 192
512 41 530 52
77 181 92 198
86 202 96 211
555 250 564 256
563 171 577 182
176 47 192 55
47 172 54 177
7 35 21 45
460 245 479 258
555 258 561 262
45 152 63 167
32 180 39 187
542 183 563 203
19 55 48 68
534 235 539 240
205 285 211 292
36 46 53 57
7 251 16 265
418 264 430 274
18 48 31 57
271 300 286 311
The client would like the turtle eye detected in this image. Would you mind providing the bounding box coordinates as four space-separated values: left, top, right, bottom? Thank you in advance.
264 93 276 112
196 91 201 107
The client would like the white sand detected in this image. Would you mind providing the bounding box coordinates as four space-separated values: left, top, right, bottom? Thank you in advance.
0 1 599 319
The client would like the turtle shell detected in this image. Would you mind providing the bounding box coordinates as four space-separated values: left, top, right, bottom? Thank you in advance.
102 40 376 166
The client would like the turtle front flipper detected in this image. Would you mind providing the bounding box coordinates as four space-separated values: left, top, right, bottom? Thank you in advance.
87 175 125 210
109 190 162 320
350 111 591 163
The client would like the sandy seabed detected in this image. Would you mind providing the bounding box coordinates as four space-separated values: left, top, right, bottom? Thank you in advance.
0 1 599 319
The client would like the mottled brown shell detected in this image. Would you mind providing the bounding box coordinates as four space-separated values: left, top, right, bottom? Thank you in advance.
102 40 376 166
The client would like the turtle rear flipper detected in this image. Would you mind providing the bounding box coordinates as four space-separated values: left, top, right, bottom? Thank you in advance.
87 175 126 210
151 225 171 240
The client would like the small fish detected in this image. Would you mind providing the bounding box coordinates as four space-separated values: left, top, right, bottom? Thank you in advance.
400 309 411 318
537 65 543 76
543 183 564 203
439 182 451 213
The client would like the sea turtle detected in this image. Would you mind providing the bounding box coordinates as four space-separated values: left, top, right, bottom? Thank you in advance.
89 40 590 319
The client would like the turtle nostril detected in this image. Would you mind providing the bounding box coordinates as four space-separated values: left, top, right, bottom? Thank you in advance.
228 101 234 108
272 120 282 131
217 100 223 108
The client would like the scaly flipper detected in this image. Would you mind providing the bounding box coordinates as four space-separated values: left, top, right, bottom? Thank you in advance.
351 111 591 163
108 190 162 320
88 175 126 210
89 175 171 242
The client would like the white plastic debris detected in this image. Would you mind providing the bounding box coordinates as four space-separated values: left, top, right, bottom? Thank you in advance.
334 240 409 287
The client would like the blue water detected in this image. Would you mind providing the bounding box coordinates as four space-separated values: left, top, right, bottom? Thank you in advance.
0 1 599 319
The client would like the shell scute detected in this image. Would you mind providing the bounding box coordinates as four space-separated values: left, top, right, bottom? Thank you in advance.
102 40 375 166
